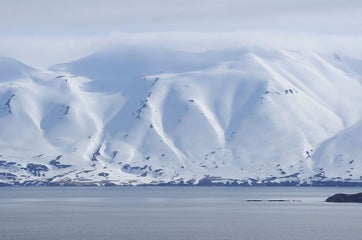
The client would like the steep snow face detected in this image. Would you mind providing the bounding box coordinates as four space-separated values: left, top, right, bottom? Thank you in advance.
1 48 362 186
313 120 362 179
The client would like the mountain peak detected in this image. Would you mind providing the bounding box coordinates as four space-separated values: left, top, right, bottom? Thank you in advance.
0 48 362 186
0 56 34 82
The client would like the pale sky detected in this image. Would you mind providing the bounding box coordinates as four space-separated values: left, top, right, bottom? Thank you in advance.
0 0 361 66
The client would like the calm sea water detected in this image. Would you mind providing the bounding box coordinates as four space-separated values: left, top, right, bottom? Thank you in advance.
0 187 361 240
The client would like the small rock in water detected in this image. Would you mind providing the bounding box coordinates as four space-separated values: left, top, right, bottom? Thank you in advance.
326 192 362 203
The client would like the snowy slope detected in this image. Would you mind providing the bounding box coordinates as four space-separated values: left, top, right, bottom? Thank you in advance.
1 47 362 186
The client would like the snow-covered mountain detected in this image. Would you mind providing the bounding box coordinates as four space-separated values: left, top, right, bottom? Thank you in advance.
1 47 362 186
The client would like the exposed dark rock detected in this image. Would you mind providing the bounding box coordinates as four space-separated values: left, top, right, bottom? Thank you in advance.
91 146 101 161
122 164 150 176
49 155 71 169
81 169 95 174
3 94 15 114
0 160 17 168
151 77 159 87
326 192 362 203
112 151 118 158
134 100 148 118
64 105 70 115
24 163 49 176
313 168 327 180
0 172 17 180
98 172 109 177
121 164 164 177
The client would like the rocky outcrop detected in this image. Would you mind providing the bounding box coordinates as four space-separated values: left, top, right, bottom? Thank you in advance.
326 192 362 203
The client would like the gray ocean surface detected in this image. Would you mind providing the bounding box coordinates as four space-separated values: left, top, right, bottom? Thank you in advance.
0 187 361 240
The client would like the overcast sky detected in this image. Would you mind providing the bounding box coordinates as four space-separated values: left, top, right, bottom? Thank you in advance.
0 0 361 66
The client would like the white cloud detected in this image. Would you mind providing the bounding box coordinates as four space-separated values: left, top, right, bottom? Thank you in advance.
0 0 361 65
1 32 362 66
0 0 361 34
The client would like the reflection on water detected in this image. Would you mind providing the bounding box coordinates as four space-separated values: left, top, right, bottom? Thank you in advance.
0 187 361 240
